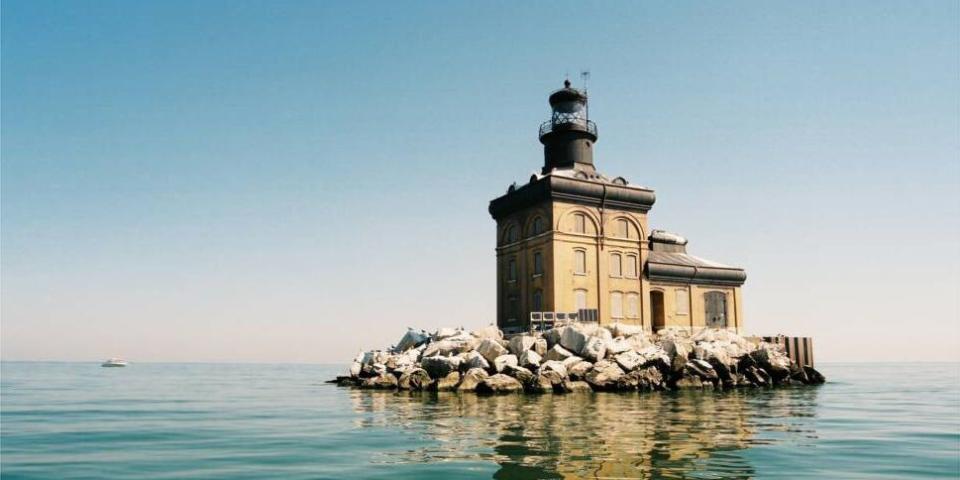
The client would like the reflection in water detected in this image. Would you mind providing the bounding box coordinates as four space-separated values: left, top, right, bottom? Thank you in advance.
348 387 821 479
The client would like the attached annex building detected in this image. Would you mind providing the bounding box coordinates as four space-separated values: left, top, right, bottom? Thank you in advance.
489 81 747 334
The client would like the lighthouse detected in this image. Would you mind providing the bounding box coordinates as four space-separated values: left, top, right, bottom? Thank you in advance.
489 81 746 334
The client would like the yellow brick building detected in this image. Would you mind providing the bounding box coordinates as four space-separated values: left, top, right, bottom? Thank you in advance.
489 81 746 334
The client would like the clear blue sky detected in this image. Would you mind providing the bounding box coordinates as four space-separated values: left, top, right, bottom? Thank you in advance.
3 1 958 362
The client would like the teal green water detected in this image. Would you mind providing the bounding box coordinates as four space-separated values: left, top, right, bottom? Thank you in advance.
2 362 957 479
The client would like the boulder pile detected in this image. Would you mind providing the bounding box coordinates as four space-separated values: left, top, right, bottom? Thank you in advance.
332 323 825 393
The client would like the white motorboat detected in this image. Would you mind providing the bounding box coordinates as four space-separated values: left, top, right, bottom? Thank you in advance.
101 358 128 367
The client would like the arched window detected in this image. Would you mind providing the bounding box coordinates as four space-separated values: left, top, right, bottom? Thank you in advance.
573 213 586 234
574 249 586 275
625 254 638 278
574 289 588 310
533 252 543 275
610 292 623 319
610 253 622 277
616 219 629 238
626 293 639 318
675 289 689 315
506 225 518 243
532 289 543 312
532 217 544 235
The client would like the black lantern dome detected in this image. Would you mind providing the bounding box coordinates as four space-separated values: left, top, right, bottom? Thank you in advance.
539 80 598 174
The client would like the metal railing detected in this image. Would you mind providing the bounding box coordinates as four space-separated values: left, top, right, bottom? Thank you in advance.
539 118 598 137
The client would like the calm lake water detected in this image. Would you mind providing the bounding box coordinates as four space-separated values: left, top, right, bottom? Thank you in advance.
1 362 957 479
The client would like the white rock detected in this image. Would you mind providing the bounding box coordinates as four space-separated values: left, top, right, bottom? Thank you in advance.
477 374 523 393
533 338 548 356
544 327 564 347
420 355 462 378
433 327 460 340
540 360 568 378
568 360 594 379
462 350 491 370
395 329 429 352
508 335 537 356
435 371 461 391
359 350 376 366
471 325 503 340
593 327 613 341
494 354 519 373
353 351 368 365
637 346 670 365
605 337 632 356
561 355 585 369
457 368 490 392
422 341 454 358
543 344 574 362
349 362 362 377
559 326 588 354
477 338 508 364
584 360 624 389
519 350 542 369
608 322 645 338
581 336 607 362
626 334 653 352
614 351 644 371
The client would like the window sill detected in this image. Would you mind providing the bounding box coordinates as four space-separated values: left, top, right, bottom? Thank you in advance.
573 272 587 276
531 274 543 279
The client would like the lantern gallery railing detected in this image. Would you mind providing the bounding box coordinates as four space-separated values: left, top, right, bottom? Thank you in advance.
538 117 598 137
529 309 599 332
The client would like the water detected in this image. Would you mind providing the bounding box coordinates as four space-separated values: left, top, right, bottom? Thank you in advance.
2 363 957 479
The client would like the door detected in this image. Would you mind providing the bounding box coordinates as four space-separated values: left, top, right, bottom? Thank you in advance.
650 291 665 332
705 291 727 328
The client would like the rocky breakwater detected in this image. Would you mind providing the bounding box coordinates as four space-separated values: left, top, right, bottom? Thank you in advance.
332 323 825 394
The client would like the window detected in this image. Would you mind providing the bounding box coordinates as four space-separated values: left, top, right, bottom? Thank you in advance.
507 258 517 282
574 249 586 275
507 295 519 321
617 219 629 238
675 289 689 315
506 225 518 243
625 254 638 278
626 293 639 318
532 289 543 312
574 289 588 310
532 217 544 235
610 253 622 277
610 292 623 319
573 213 586 233
533 252 543 275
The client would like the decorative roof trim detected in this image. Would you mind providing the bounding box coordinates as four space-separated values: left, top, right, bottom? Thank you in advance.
489 175 656 220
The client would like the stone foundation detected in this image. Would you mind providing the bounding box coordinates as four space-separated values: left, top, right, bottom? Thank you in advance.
331 324 825 393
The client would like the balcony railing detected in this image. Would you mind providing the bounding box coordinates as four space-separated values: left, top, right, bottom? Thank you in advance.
539 117 597 137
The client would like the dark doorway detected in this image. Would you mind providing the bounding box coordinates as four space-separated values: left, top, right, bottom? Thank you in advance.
650 291 665 332
705 291 727 328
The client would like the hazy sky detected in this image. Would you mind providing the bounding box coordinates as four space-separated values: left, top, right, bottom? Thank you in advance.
3 1 958 363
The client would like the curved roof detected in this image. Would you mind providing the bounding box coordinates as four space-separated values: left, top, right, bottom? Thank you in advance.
646 251 746 286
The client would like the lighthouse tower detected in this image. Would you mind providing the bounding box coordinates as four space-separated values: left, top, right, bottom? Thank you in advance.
539 79 598 174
